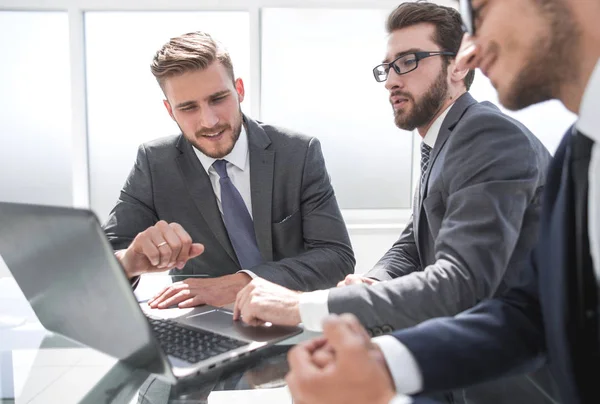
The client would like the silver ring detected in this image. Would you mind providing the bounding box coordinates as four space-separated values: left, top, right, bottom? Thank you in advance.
157 241 168 248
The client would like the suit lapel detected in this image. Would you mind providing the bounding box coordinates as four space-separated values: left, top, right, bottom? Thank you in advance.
175 136 238 264
246 117 275 262
416 93 478 250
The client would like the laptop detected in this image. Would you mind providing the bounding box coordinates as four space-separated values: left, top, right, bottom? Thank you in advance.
0 202 302 384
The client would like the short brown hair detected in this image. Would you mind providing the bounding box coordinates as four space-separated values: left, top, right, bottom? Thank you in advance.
386 1 475 90
151 31 235 88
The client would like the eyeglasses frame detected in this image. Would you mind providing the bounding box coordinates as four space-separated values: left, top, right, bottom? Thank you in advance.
372 51 457 83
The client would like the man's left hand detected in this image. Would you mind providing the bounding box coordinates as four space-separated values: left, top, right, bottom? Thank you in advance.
286 313 396 404
147 273 252 309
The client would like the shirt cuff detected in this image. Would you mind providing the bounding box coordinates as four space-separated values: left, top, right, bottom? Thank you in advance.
298 289 330 331
389 395 414 404
372 335 423 395
237 270 258 279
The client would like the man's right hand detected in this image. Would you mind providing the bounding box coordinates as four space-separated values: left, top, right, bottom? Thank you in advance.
115 221 204 279
336 274 379 288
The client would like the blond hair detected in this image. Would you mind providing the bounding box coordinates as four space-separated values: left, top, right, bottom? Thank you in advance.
151 31 235 87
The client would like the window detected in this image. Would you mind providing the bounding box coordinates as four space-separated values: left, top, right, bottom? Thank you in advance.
0 11 72 206
261 8 414 209
85 12 250 221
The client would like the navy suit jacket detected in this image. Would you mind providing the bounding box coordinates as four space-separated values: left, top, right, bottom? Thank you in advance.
393 128 598 404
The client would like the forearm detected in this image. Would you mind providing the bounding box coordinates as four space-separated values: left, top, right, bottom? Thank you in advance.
329 256 494 330
103 145 159 251
367 219 420 281
250 245 354 291
367 246 421 281
394 285 546 394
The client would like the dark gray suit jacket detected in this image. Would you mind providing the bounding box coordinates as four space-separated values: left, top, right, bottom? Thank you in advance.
103 116 354 291
328 93 552 331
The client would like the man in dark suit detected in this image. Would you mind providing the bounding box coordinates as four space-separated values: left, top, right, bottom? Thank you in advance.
103 32 354 309
284 0 600 403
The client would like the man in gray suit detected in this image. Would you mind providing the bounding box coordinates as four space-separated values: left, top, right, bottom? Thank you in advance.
104 31 354 310
234 3 554 402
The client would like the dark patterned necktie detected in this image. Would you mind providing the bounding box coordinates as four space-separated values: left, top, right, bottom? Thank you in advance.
212 159 262 269
420 142 433 187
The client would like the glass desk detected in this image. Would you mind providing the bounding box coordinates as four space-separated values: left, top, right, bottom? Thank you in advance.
1 275 425 404
2 333 294 403
0 275 301 403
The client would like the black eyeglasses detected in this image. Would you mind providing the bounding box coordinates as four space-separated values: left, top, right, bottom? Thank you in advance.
459 0 475 35
372 51 456 83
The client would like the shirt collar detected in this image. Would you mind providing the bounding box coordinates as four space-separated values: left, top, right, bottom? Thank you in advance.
577 58 600 142
194 125 249 174
422 102 454 148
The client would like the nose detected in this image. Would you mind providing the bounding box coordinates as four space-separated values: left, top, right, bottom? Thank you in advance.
199 106 220 129
384 68 405 91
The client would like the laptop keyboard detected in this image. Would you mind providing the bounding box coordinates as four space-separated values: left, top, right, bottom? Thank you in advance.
147 317 248 364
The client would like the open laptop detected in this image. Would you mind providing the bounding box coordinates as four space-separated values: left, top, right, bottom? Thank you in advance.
0 202 302 384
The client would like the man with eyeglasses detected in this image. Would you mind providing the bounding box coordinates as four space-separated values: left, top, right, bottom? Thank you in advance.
284 0 600 403
234 2 554 402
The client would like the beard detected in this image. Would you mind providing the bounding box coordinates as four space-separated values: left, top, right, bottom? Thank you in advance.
393 66 449 131
176 110 243 159
500 0 580 110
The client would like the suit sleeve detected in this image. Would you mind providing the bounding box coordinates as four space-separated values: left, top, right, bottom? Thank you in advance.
247 137 355 291
327 112 545 329
103 144 159 251
367 216 421 281
392 249 547 393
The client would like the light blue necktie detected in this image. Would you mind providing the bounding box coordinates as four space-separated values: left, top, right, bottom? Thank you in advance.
212 159 263 269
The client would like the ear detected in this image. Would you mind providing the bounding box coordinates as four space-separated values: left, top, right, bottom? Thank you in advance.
449 59 470 87
163 99 175 121
235 78 245 103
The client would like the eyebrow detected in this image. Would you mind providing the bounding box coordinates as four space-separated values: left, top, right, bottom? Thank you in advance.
382 48 423 64
174 90 231 109
175 100 197 109
209 90 231 100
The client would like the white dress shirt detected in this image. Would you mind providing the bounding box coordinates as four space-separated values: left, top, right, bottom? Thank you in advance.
379 59 600 400
194 126 258 276
297 103 454 332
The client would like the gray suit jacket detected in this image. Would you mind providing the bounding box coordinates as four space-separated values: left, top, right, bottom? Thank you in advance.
103 116 354 291
328 93 551 332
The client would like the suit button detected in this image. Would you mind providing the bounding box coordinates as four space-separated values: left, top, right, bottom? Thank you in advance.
381 325 393 334
372 327 383 336
366 328 374 337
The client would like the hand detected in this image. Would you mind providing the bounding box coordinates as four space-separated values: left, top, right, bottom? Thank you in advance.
456 33 481 72
307 337 335 368
148 273 251 309
286 314 396 404
233 278 302 326
116 221 204 279
336 274 379 287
